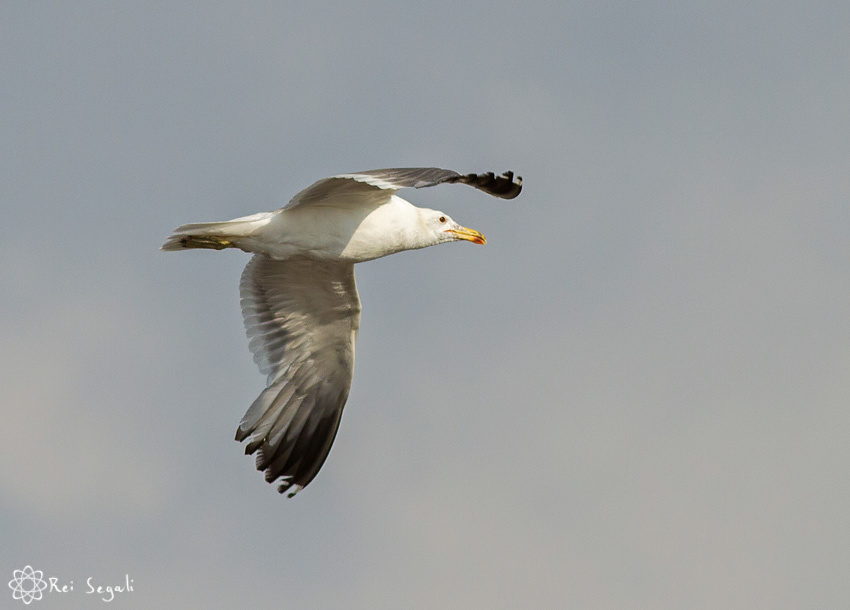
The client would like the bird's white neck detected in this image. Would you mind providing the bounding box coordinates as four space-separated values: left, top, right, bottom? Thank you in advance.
338 196 436 262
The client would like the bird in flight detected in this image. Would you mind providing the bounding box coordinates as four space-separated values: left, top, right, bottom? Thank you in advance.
162 168 523 496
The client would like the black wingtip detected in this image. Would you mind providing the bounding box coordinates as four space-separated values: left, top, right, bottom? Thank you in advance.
457 170 523 199
244 438 262 455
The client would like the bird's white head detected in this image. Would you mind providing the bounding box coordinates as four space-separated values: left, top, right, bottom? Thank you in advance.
419 208 487 247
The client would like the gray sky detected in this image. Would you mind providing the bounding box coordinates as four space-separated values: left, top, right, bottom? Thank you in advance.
2 2 849 608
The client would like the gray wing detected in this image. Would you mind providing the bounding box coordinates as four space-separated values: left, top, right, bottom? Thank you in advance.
237 255 361 496
285 167 522 209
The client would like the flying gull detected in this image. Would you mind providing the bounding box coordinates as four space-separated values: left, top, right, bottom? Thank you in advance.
162 167 523 496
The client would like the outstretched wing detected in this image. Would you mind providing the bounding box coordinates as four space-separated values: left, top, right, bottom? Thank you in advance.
237 255 361 496
285 167 522 209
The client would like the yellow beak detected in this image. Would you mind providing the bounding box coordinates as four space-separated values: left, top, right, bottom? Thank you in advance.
446 226 487 245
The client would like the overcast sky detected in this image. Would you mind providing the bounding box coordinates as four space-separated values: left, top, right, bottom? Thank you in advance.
2 2 849 608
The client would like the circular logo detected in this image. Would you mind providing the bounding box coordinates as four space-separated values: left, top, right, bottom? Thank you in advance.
8 566 48 605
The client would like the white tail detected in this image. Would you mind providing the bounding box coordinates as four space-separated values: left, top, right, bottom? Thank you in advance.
161 212 274 251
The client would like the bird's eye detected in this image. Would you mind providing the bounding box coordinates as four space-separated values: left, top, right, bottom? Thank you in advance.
439 216 446 223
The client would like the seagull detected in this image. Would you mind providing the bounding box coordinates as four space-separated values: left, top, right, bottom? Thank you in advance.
162 168 522 496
